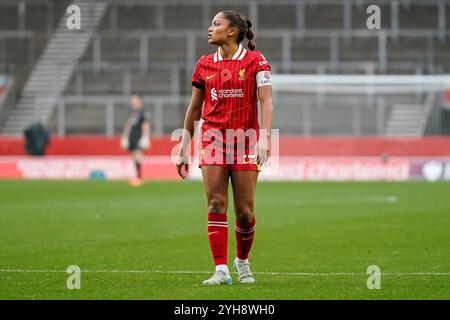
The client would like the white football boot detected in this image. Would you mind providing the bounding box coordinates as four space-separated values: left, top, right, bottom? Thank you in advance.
233 257 255 283
202 270 232 285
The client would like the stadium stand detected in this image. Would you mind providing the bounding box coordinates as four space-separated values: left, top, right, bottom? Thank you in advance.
0 0 449 137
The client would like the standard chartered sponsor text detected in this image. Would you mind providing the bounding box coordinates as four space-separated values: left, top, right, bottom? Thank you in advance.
219 88 244 98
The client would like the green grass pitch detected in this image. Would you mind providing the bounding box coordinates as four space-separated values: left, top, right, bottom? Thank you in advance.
0 180 449 299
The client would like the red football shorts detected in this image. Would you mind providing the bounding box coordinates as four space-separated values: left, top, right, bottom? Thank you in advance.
199 130 261 171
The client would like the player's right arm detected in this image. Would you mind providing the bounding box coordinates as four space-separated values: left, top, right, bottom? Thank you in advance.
120 120 131 150
176 87 204 179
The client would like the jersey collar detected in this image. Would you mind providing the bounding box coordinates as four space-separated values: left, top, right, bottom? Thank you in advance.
214 44 247 62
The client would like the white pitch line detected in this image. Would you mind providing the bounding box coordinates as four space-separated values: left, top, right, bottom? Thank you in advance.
257 272 450 276
294 196 398 206
0 269 449 276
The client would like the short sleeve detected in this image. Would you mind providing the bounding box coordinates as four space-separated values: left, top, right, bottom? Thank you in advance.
255 52 271 74
191 56 205 90
138 111 150 123
255 52 272 87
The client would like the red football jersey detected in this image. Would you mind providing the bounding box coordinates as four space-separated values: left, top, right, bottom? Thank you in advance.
191 44 271 135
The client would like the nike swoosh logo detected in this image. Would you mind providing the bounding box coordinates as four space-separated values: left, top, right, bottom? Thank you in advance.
208 231 219 236
242 235 254 241
206 74 217 80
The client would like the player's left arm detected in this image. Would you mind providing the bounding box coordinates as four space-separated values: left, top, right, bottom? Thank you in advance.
257 84 273 166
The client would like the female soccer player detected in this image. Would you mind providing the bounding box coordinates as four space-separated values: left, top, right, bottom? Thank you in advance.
176 11 273 285
120 95 151 186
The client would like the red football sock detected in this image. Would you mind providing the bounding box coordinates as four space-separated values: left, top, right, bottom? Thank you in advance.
235 215 256 260
207 212 228 266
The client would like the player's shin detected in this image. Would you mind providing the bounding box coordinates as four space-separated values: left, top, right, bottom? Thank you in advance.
134 160 142 178
235 215 256 260
207 212 229 273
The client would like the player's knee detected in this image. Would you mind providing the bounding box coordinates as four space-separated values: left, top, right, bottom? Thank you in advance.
235 207 254 225
208 198 227 214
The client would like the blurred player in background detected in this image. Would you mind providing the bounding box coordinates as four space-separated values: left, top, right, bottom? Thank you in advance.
121 95 151 186
176 11 273 285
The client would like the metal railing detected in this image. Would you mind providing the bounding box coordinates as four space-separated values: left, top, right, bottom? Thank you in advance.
88 28 449 73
